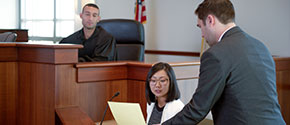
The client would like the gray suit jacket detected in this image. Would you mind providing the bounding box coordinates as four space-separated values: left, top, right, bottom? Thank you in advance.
162 27 285 125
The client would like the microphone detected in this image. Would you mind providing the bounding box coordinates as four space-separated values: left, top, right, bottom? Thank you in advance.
100 91 120 125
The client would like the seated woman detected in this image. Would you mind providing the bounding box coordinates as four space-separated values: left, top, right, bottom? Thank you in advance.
145 62 184 125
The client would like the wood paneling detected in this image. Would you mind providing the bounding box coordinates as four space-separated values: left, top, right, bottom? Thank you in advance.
76 62 152 82
18 62 55 125
16 43 81 64
103 80 129 121
127 62 152 80
0 42 82 125
0 47 17 61
18 48 79 64
55 65 79 107
127 80 147 119
0 62 17 125
55 106 95 125
77 66 128 82
56 64 129 122
275 57 290 71
1 42 289 125
276 71 290 124
274 57 290 124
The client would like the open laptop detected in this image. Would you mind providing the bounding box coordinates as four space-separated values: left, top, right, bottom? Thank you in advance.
108 101 146 125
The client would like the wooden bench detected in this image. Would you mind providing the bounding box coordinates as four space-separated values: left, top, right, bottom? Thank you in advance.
55 106 95 125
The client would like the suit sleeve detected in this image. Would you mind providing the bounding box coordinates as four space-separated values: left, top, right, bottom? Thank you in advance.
162 51 227 124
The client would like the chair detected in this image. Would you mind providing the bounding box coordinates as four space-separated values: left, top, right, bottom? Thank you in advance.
98 19 145 61
0 32 17 42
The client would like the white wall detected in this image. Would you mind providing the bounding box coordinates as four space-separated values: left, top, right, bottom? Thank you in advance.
0 0 19 29
95 0 290 56
96 0 135 19
232 0 290 56
146 0 201 52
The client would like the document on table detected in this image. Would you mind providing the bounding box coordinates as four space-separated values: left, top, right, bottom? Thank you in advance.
108 101 146 125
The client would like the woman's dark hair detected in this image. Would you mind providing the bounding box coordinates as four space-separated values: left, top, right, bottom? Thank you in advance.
145 62 180 105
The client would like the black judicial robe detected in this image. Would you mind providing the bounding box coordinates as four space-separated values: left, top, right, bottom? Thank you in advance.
60 26 117 62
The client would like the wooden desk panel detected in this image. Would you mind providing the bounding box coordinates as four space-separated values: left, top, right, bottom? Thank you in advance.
127 62 152 80
77 65 128 82
17 62 55 125
55 106 95 125
274 57 290 124
56 64 129 122
0 47 17 61
18 48 79 64
127 80 147 118
0 62 17 125
0 42 82 125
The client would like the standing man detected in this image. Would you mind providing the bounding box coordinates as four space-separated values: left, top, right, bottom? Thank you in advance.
60 3 117 62
162 0 286 124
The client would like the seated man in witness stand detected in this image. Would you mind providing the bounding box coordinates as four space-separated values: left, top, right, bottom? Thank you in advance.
60 3 117 62
145 62 184 125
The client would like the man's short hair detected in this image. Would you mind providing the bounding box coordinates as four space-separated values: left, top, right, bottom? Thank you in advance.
145 62 181 105
82 3 99 14
195 0 235 25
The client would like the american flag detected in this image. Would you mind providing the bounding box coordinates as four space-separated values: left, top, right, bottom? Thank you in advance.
135 0 147 24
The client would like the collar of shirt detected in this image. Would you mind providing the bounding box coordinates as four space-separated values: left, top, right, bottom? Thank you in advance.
218 25 236 42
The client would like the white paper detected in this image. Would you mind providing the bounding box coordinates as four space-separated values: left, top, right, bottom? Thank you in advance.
108 101 146 125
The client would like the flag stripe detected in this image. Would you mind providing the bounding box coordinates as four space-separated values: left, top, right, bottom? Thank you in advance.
135 0 146 24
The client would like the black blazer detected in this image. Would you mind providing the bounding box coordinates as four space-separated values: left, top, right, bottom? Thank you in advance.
162 27 286 125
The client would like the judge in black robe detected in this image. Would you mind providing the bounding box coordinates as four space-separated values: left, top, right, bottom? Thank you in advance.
59 3 117 62
60 26 117 62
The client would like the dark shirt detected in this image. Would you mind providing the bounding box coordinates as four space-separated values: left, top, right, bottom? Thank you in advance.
148 102 164 125
59 26 117 62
